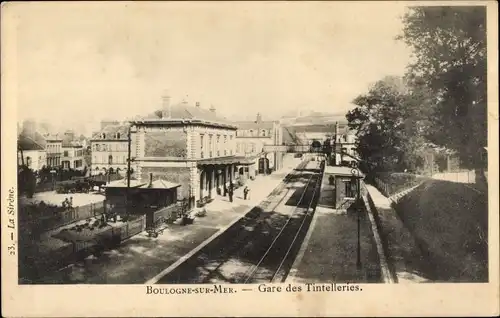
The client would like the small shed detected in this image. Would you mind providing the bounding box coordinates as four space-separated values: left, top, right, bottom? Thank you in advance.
104 173 181 215
317 166 365 212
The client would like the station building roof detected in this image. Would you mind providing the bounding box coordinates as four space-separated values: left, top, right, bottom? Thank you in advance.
137 101 237 130
324 166 364 178
104 177 181 190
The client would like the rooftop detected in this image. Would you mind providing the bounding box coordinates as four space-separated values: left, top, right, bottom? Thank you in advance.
91 124 129 141
139 101 237 129
104 177 181 190
233 120 275 130
18 134 46 151
324 166 365 178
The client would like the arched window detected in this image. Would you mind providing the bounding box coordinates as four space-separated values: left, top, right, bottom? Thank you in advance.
108 155 113 165
26 156 32 167
261 129 266 137
102 133 106 139
116 132 121 139
96 144 100 151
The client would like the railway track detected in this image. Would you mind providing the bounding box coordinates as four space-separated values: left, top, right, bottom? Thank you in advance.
156 159 323 284
243 169 322 283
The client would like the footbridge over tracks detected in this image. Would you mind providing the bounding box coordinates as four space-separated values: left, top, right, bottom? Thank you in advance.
263 145 318 153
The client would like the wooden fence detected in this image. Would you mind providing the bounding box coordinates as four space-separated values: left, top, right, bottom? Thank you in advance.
153 202 184 225
23 200 106 233
373 173 427 198
20 215 147 282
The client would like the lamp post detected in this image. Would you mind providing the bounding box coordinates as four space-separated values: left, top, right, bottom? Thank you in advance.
351 167 362 270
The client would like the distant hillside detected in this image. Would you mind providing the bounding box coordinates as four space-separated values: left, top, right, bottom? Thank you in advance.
280 111 347 127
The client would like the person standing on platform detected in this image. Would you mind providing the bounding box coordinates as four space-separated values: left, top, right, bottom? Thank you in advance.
243 186 250 200
228 185 234 202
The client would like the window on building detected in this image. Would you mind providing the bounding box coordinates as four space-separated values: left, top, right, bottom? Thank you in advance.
261 129 266 137
200 134 204 150
117 132 121 139
345 180 355 198
249 129 254 136
108 155 113 165
209 135 213 157
63 151 68 157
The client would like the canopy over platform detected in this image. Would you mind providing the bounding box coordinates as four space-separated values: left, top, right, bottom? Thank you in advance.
197 156 248 166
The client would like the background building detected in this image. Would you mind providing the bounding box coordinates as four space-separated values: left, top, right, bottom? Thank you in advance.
44 134 62 168
90 123 131 176
332 122 358 166
234 113 283 181
17 121 48 171
18 134 47 171
61 131 85 170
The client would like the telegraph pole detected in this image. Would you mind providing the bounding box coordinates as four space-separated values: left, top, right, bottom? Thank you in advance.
333 122 338 166
126 125 132 217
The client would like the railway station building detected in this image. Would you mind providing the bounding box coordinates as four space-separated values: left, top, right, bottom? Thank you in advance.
129 95 245 208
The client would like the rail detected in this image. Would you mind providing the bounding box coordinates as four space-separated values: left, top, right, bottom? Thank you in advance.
271 167 322 283
242 161 322 283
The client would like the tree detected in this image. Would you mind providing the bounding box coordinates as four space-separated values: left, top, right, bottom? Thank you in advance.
347 76 429 173
310 140 322 152
322 138 332 156
18 165 36 198
398 6 487 169
154 110 163 119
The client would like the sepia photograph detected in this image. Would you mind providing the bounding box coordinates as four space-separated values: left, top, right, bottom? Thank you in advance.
2 1 498 317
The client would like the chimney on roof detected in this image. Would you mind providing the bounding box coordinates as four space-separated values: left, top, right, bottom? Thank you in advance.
209 105 216 113
161 92 171 119
256 113 262 124
196 102 200 108
148 172 153 187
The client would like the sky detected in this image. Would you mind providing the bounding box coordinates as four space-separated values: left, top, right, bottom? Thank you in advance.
12 2 413 135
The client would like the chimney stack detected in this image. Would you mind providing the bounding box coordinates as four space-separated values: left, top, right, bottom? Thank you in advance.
256 113 262 124
209 105 216 113
196 102 200 108
161 92 171 119
148 172 153 187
